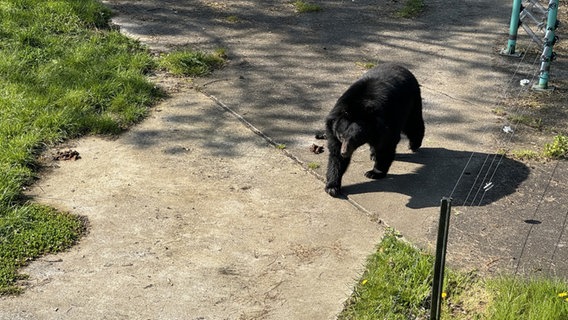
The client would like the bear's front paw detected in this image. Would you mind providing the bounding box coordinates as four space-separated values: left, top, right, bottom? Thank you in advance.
365 169 386 179
409 141 421 152
325 185 342 197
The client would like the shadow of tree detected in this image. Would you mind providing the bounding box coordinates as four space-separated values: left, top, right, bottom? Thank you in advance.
106 0 514 149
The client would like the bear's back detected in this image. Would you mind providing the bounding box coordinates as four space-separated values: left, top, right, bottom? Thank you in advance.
333 63 420 120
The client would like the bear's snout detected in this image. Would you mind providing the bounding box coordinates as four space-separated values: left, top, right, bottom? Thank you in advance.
340 141 354 158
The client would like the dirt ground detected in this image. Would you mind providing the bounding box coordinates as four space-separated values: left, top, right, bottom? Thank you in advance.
1 0 567 319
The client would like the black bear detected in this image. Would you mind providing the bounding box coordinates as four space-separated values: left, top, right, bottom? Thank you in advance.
324 63 424 197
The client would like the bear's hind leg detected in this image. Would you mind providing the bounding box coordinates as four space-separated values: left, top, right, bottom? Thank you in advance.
403 105 424 152
365 138 398 179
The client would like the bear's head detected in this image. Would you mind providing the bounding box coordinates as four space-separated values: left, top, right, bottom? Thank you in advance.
333 119 367 158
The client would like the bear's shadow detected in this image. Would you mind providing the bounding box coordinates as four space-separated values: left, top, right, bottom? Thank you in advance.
340 147 530 209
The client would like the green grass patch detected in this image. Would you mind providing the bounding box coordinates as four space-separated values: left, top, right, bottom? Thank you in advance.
508 114 543 130
507 135 568 161
292 1 322 13
0 0 163 294
340 229 436 319
491 107 507 117
158 48 227 77
307 162 320 170
355 61 377 70
510 149 541 161
484 277 568 320
396 0 424 18
226 15 240 23
543 134 568 159
339 229 568 319
0 204 85 295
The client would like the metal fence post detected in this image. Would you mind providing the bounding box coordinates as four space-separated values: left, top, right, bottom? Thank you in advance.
533 0 559 91
501 0 523 56
430 198 452 320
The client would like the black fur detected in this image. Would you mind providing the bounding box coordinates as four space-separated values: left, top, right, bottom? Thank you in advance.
325 63 425 197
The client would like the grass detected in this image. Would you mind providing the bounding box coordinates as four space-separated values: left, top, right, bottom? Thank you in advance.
396 0 424 18
484 277 568 320
510 149 541 161
543 134 568 159
292 1 322 13
491 107 507 117
355 61 377 70
158 48 227 77
339 229 568 319
0 0 163 294
340 229 446 319
0 205 85 295
508 114 543 130
307 162 320 170
226 15 240 23
507 134 568 161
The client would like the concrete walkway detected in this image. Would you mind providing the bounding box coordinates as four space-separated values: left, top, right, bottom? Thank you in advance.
0 1 566 319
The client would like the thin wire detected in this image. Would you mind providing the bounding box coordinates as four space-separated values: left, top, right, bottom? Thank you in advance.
448 151 477 200
470 153 500 206
514 160 560 275
475 153 506 206
549 208 568 273
461 153 490 206
450 31 543 206
473 47 542 206
446 40 537 202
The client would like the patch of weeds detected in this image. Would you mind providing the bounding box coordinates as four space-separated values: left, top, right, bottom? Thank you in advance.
214 47 228 60
226 15 239 23
496 148 508 155
307 162 320 170
293 1 322 13
355 61 377 70
396 0 424 18
543 134 568 159
492 107 507 117
158 48 227 77
440 271 487 319
508 114 542 130
510 149 541 161
276 144 286 150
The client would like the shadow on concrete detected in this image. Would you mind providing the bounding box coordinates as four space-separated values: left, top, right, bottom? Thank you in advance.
124 95 276 157
341 147 530 209
106 0 514 148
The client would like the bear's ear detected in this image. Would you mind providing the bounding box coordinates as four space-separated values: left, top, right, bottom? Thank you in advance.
325 117 335 131
331 116 351 139
331 120 341 139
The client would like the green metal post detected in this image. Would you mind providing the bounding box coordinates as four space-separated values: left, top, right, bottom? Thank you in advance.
501 0 523 56
534 0 559 91
430 198 452 320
